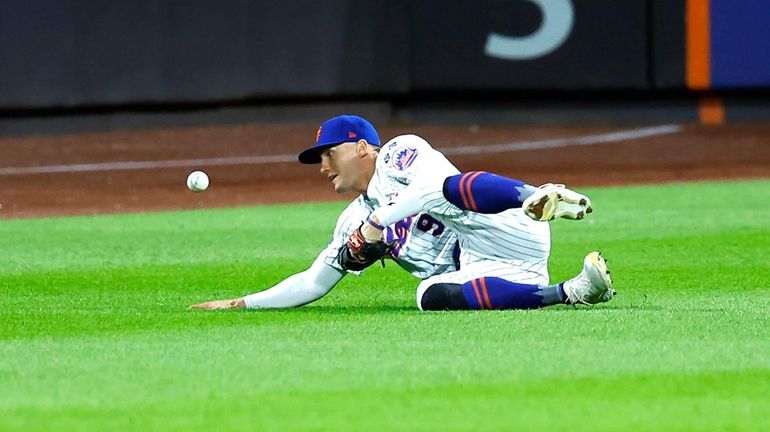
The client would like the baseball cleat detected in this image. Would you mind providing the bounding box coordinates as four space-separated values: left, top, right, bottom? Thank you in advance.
522 183 593 222
563 251 616 305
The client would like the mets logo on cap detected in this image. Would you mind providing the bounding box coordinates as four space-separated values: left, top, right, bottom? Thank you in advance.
316 126 322 142
392 145 419 170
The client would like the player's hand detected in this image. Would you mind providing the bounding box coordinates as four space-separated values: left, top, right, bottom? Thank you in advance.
338 219 396 271
360 214 384 243
347 216 384 259
343 214 385 261
189 298 246 310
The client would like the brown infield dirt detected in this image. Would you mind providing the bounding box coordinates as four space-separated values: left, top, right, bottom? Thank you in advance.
0 122 768 219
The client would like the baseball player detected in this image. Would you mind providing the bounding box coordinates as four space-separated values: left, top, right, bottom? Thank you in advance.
191 115 614 311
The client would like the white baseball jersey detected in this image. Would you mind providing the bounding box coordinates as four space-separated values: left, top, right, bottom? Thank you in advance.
319 134 551 285
375 134 551 285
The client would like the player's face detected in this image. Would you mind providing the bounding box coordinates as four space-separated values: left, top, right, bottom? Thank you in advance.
319 142 374 194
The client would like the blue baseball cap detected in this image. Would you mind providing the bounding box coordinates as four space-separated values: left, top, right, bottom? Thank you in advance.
298 115 381 164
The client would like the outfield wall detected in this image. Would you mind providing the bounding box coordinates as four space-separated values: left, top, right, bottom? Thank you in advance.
0 0 768 110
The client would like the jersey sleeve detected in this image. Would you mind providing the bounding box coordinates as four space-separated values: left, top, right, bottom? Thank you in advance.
317 197 373 275
368 134 459 205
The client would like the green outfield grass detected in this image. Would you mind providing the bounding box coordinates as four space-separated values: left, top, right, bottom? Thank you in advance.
1 179 768 431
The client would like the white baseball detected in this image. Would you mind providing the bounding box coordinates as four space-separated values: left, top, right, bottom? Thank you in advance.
186 170 209 192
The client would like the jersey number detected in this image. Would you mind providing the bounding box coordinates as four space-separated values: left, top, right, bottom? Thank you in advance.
386 214 445 259
416 214 445 237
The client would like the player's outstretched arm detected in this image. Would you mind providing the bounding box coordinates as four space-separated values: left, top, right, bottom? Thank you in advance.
189 258 345 310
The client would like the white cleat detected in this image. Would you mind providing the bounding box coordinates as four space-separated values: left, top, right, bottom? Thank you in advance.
522 183 593 222
563 251 616 305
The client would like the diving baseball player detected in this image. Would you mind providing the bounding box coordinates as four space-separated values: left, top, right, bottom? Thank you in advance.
191 115 614 311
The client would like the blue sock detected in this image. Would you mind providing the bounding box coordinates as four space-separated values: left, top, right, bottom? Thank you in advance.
443 172 536 213
460 277 567 310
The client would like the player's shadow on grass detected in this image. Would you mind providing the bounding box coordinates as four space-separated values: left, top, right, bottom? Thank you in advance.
268 305 417 315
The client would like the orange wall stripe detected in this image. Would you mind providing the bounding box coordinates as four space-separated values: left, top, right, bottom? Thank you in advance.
686 0 711 89
699 96 725 125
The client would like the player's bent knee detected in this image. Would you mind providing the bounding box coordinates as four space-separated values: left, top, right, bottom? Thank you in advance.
417 282 469 311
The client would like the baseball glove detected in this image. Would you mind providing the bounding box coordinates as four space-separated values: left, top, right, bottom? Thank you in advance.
337 225 396 271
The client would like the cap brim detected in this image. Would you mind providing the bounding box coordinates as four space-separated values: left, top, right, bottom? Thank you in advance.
297 142 342 164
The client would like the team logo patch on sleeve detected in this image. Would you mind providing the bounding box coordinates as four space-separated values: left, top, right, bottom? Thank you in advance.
392 146 419 170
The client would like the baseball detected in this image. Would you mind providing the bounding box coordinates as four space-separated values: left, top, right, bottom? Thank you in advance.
186 170 209 192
